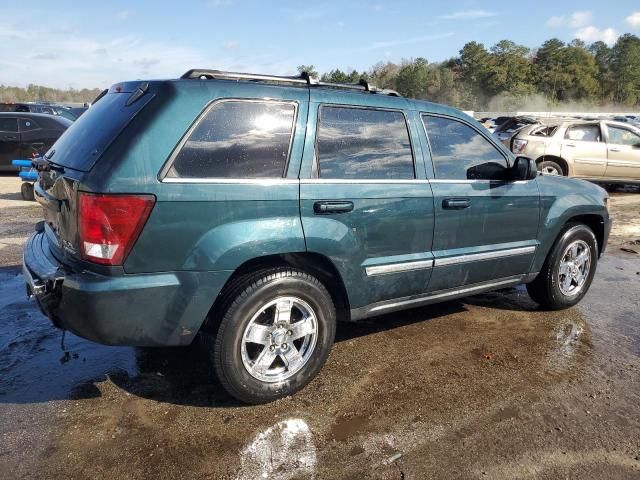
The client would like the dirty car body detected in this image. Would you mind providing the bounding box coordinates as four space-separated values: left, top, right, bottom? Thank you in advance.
23 70 612 403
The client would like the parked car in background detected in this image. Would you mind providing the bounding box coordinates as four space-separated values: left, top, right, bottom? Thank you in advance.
493 116 538 146
0 112 71 171
0 102 83 121
23 69 611 404
511 120 640 182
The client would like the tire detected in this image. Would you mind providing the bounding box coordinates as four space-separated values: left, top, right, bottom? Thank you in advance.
538 160 564 176
21 182 35 201
202 268 336 404
526 223 598 310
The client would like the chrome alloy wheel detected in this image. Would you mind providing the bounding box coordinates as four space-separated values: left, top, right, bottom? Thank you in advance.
541 165 560 175
240 296 318 383
558 240 591 296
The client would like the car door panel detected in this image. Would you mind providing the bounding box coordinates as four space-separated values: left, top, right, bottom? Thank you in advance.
299 93 435 309
421 114 540 292
561 123 607 177
604 124 640 180
0 117 20 170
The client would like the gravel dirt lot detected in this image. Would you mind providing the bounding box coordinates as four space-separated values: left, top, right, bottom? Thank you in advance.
0 175 639 479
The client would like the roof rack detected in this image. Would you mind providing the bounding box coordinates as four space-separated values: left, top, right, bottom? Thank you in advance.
180 69 401 97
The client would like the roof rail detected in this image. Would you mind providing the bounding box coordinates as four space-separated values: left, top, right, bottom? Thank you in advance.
180 69 401 97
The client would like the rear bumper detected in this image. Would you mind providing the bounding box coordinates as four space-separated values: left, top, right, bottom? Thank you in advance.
23 232 231 346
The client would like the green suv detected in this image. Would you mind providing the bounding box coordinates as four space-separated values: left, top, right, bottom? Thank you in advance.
23 69 611 403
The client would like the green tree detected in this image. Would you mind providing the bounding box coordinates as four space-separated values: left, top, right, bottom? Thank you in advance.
610 34 640 105
296 65 318 78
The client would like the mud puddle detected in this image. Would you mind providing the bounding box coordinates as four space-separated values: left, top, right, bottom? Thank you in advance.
0 255 638 479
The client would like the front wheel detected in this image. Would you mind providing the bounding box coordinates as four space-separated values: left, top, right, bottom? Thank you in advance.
526 223 598 310
203 268 336 404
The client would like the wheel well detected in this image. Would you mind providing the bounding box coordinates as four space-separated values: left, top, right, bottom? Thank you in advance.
566 214 606 255
536 155 569 176
206 253 351 331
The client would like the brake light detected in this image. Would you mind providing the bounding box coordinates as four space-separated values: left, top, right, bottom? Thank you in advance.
512 139 528 154
78 193 155 265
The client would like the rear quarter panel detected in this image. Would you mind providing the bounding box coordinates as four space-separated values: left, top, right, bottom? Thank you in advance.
89 80 309 274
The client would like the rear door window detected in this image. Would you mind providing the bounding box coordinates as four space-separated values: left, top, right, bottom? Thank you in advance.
422 115 508 180
0 117 18 132
168 100 296 179
565 124 601 142
315 106 415 179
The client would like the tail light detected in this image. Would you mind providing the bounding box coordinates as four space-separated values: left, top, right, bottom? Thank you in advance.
78 193 155 265
512 138 528 154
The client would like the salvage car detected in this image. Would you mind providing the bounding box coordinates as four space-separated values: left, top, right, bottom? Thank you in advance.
23 70 611 403
512 120 640 182
0 112 71 172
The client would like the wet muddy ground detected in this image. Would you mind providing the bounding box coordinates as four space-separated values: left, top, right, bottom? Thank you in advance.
0 176 639 479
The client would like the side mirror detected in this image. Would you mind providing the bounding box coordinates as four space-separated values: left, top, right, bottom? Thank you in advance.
511 156 537 181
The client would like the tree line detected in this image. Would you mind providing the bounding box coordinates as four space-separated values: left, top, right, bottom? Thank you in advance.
2 34 639 110
0 84 102 104
300 33 640 111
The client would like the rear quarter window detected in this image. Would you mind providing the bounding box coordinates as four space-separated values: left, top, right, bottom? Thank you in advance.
167 100 296 179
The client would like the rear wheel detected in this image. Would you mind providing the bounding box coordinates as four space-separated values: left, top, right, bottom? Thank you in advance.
538 160 564 176
202 268 336 404
526 223 598 310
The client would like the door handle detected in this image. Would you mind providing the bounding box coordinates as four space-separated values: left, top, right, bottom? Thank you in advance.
609 147 622 152
442 198 470 209
565 143 576 147
313 201 354 214
4 135 17 140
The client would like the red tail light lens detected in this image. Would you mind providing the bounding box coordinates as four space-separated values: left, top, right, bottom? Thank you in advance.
78 193 155 265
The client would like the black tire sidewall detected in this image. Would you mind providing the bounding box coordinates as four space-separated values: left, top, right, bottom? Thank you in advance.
215 273 335 403
539 160 564 176
546 224 598 308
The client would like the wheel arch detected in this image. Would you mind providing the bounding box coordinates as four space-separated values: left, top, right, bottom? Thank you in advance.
202 252 351 334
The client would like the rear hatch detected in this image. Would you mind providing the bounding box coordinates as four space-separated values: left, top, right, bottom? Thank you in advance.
35 82 155 262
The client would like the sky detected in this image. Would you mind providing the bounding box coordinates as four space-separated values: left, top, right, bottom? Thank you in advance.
1 0 640 89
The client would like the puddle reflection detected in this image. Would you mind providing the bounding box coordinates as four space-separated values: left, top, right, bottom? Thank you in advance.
237 418 316 480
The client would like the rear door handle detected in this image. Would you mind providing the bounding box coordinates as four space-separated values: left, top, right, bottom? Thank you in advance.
442 198 470 209
609 147 622 152
313 201 354 214
565 143 576 147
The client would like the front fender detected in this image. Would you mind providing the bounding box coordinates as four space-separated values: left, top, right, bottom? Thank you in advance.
532 176 609 272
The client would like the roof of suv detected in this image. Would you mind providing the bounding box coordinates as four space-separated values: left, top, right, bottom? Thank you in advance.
168 68 469 121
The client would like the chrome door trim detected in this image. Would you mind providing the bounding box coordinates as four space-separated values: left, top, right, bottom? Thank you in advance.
434 245 536 267
365 259 434 276
350 275 525 320
299 178 431 184
161 177 300 185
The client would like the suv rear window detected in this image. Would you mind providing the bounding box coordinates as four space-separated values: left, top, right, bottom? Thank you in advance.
46 92 153 171
315 106 414 179
168 100 296 179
